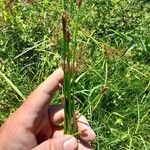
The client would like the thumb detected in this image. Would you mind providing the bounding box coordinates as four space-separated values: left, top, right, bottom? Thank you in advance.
32 135 78 150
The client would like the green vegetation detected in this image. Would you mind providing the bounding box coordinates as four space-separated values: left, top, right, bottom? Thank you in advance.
0 0 150 149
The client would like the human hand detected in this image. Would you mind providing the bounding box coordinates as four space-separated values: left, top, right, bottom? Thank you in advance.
0 68 96 150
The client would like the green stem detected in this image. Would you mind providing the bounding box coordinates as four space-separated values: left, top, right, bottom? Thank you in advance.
62 0 68 134
72 6 81 107
62 0 67 10
62 0 75 135
62 0 80 135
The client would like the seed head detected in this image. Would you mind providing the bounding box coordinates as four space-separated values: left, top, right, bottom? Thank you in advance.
62 11 68 33
77 0 82 8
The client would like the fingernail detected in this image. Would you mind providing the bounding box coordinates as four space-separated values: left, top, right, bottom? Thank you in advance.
64 137 77 150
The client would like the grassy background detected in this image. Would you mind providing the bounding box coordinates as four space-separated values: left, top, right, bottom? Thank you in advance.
0 0 150 149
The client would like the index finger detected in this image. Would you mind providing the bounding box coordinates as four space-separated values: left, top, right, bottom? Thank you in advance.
23 68 64 113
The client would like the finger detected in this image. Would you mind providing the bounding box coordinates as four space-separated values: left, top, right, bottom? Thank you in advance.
76 114 96 142
51 126 64 138
48 105 64 125
23 68 64 113
48 106 96 142
48 105 96 142
32 135 77 150
50 130 94 150
78 138 94 150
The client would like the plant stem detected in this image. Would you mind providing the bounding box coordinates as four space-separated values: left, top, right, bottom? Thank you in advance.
72 6 80 99
62 0 67 10
62 0 76 135
62 0 82 135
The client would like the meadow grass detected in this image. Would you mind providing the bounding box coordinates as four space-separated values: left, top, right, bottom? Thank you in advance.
0 0 150 149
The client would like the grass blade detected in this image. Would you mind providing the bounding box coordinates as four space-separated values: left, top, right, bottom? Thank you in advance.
0 71 25 100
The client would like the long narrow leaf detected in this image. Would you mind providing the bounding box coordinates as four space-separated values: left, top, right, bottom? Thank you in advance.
0 71 25 100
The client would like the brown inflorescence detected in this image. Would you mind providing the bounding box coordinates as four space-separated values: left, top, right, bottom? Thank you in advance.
100 86 108 95
77 0 83 8
62 11 68 34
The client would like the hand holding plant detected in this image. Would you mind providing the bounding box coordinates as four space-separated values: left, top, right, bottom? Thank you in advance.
0 68 96 150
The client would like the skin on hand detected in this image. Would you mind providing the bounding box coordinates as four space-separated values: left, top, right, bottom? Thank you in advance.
0 68 96 150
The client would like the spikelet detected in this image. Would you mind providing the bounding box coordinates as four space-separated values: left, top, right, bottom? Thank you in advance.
77 0 83 8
